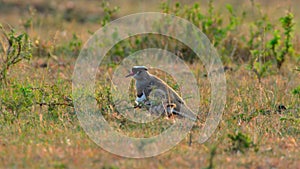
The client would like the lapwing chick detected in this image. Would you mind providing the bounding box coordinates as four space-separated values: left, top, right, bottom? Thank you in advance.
126 66 196 121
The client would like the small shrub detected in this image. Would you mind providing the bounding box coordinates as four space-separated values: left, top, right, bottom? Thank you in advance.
228 132 258 153
270 12 295 69
68 33 82 56
22 6 36 32
204 145 217 169
292 86 300 96
0 24 32 85
0 84 34 119
100 1 119 27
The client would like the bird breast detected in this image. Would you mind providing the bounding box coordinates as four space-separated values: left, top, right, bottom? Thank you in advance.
135 91 147 103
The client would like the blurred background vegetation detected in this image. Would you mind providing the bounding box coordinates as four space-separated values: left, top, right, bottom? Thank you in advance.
1 0 299 66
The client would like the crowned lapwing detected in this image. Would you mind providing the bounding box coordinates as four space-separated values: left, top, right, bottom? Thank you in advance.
126 66 196 121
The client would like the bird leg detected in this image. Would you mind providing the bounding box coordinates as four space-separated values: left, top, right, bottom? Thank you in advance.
163 103 176 117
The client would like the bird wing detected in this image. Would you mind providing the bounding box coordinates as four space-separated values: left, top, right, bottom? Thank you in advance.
151 76 185 105
136 80 154 99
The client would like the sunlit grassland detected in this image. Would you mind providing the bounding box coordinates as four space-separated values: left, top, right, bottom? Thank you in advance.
0 0 299 168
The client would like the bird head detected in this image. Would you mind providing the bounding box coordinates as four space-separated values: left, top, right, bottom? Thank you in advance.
125 66 149 80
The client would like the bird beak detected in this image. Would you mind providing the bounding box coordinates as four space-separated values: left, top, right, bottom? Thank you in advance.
125 72 135 77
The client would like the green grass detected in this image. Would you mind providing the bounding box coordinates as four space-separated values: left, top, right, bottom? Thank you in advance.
0 0 300 168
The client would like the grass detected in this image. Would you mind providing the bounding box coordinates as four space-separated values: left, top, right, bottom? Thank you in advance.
0 0 300 168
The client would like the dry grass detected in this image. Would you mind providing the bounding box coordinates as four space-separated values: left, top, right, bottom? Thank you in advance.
0 0 299 169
